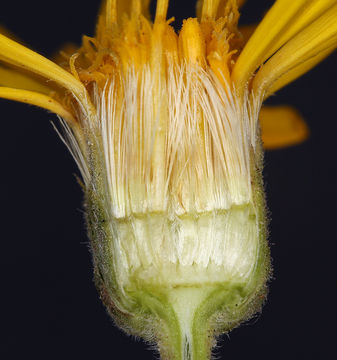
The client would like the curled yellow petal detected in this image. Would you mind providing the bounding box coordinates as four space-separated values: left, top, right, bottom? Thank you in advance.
260 105 309 150
0 33 86 100
232 0 337 95
253 4 337 96
0 87 75 124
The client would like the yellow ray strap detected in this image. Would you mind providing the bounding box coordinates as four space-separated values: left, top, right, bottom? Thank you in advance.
265 45 336 97
253 4 337 96
0 87 75 123
0 64 52 94
0 33 86 101
232 0 337 95
260 105 309 150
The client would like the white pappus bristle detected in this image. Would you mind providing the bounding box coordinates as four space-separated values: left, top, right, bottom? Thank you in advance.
62 63 263 287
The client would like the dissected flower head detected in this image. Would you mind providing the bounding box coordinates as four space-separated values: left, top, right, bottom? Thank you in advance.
0 1 336 359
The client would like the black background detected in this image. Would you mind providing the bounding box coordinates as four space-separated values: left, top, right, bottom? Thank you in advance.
0 1 336 359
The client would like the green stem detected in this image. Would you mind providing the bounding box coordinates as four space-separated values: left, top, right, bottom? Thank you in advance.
164 286 216 360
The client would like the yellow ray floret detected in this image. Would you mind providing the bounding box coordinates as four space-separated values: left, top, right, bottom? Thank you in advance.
253 3 337 97
0 87 75 123
232 0 337 95
265 44 336 97
259 106 309 150
0 64 52 94
0 33 87 101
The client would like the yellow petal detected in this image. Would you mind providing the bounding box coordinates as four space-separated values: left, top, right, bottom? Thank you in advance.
0 33 86 100
266 0 337 58
232 0 337 95
253 4 337 96
0 87 75 124
265 44 336 97
0 64 52 94
259 105 309 150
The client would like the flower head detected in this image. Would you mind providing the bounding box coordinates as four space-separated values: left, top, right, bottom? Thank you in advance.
1 1 336 359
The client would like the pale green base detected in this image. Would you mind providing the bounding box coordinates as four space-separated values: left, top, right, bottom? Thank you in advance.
127 277 268 360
